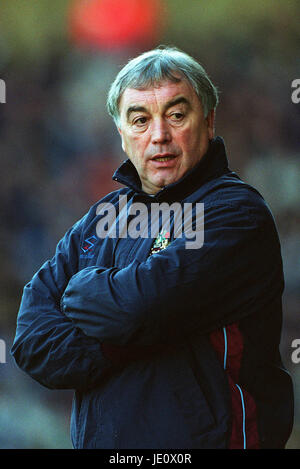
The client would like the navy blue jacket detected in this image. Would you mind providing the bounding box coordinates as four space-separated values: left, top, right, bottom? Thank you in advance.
11 137 294 449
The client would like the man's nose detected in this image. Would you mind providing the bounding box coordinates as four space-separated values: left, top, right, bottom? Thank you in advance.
151 118 171 144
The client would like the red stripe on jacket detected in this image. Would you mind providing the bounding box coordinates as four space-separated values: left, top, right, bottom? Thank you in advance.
209 323 259 449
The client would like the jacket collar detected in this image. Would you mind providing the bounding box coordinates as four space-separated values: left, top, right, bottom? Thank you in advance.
112 136 230 202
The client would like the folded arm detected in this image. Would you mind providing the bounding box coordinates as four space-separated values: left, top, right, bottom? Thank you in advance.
11 223 113 390
61 201 284 347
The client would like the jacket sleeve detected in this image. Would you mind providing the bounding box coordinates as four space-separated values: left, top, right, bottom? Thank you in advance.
61 199 284 346
11 222 112 390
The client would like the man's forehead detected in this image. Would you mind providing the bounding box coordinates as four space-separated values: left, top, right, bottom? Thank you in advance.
119 79 199 112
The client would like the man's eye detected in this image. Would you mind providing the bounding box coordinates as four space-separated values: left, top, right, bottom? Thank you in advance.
133 117 147 126
170 112 184 121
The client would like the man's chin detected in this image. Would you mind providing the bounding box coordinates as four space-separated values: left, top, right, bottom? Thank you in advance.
143 178 177 195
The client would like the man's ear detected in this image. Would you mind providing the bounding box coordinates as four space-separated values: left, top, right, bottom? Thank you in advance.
117 126 126 153
206 109 215 140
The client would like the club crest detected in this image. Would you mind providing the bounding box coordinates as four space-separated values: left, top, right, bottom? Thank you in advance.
149 230 171 256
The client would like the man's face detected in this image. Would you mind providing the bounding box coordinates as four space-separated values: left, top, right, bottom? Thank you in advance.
117 79 215 194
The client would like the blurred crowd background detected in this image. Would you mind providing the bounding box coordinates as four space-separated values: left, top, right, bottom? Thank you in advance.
0 0 299 449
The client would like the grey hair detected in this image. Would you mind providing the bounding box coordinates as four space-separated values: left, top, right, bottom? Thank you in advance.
106 45 219 127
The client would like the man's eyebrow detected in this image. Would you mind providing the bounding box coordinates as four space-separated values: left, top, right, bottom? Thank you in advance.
126 105 147 121
126 96 191 121
163 96 190 111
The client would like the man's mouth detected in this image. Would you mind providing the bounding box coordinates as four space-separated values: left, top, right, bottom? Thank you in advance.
151 153 177 162
154 156 174 162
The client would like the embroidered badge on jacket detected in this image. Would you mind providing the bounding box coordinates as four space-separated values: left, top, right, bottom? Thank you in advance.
149 230 171 256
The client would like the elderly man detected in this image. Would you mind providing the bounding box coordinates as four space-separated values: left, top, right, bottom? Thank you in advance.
11 46 293 449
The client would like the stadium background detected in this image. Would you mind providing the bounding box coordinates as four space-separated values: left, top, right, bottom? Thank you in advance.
0 0 299 448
